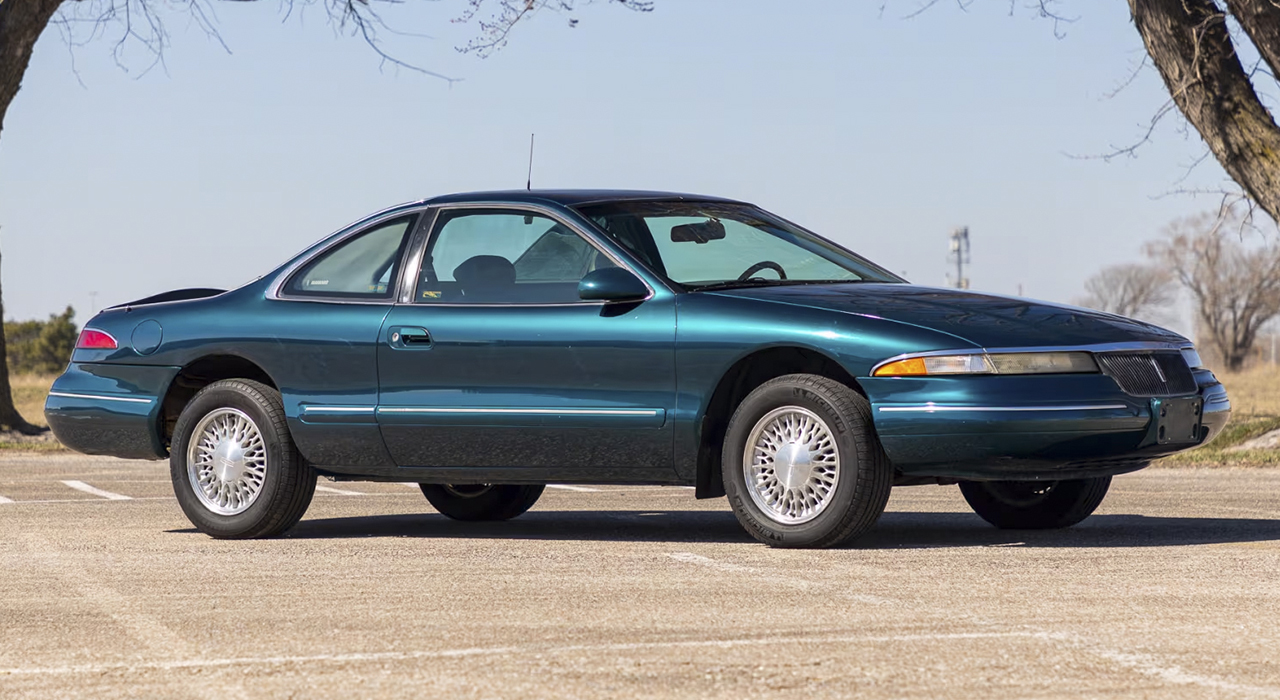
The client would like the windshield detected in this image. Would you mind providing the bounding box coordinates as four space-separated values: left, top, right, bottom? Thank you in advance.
574 201 901 289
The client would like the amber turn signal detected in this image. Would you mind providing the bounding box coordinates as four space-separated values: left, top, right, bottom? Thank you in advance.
872 357 928 376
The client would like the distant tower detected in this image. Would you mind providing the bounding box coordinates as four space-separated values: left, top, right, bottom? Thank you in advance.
946 226 970 289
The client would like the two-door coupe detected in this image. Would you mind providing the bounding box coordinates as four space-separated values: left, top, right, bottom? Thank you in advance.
45 190 1230 548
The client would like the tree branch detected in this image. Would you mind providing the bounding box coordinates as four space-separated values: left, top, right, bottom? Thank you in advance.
455 0 653 57
1223 0 1280 87
1129 0 1280 224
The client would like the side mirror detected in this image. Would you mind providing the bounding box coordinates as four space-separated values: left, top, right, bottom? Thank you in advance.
579 268 649 303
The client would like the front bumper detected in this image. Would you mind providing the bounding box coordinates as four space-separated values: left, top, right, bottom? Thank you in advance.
864 370 1230 481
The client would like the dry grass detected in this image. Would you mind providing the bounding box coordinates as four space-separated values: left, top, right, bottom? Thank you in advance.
11 373 54 428
1211 365 1280 417
0 374 63 451
1158 365 1280 467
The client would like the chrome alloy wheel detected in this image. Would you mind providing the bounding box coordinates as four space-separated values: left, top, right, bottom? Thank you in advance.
742 406 841 525
186 407 268 516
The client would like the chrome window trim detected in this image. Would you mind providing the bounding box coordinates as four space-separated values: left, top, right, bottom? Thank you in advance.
267 206 429 305
405 201 662 307
48 391 154 405
398 209 440 304
876 403 1130 413
869 341 1191 377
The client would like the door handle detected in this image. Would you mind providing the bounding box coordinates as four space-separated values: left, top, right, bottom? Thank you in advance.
389 326 432 349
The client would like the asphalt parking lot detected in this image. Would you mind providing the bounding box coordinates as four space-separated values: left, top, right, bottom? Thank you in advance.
1 454 1278 699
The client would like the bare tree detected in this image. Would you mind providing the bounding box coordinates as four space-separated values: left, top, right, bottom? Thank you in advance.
1128 0 1280 224
890 1 1280 224
0 0 649 434
1146 209 1280 371
1076 262 1175 321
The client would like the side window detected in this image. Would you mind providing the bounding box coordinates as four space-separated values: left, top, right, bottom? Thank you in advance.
416 210 616 304
285 216 416 299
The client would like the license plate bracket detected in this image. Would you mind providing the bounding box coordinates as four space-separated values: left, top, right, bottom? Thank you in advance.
1155 396 1203 445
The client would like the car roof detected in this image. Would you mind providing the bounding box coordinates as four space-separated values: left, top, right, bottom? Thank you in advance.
421 189 749 207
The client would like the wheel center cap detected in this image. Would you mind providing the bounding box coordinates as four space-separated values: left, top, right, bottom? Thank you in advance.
775 442 814 490
212 441 246 482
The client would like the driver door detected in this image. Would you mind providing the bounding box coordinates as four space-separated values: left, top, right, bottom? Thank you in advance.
375 206 678 474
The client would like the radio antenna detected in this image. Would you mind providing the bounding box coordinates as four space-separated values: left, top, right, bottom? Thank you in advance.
526 133 535 191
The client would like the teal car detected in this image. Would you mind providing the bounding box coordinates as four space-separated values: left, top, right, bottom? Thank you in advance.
44 190 1231 548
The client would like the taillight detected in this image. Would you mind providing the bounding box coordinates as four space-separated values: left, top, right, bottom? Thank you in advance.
76 329 118 350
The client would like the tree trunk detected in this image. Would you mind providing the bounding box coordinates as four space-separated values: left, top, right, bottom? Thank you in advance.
0 0 63 132
0 245 45 433
1129 0 1280 224
1 0 64 434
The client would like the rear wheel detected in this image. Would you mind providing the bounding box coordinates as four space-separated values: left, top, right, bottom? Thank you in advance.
419 484 544 521
170 379 316 539
958 477 1111 530
722 374 892 548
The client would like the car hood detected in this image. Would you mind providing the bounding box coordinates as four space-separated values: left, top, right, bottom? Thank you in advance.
711 283 1187 349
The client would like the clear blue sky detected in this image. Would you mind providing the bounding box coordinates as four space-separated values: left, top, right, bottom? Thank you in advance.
0 0 1236 330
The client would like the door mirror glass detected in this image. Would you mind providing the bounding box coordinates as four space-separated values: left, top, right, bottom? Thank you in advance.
578 268 649 303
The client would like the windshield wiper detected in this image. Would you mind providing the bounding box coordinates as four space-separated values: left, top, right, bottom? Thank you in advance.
688 279 795 292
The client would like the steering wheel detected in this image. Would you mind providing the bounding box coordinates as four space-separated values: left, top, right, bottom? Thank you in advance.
737 260 788 281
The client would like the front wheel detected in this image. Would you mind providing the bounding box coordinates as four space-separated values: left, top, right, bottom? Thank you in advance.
958 477 1111 530
722 374 893 548
170 379 316 539
419 484 545 521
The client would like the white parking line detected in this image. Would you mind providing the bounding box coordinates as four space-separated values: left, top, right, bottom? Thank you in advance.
60 480 132 501
5 497 172 505
0 625 1272 697
667 552 893 605
314 485 365 496
547 484 601 492
0 631 1042 678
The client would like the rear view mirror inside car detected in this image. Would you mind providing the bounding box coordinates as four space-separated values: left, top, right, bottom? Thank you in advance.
670 219 726 244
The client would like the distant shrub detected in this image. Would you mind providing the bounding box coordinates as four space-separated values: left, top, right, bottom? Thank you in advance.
6 306 77 375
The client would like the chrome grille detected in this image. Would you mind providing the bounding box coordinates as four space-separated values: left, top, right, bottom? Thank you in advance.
1095 351 1197 397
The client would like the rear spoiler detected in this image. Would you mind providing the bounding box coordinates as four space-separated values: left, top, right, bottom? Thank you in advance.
109 288 227 309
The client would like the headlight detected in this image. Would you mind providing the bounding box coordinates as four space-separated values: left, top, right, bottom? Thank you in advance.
872 352 1098 377
1181 347 1204 369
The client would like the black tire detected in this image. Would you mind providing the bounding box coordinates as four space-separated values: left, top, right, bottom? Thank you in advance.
419 484 545 521
958 476 1111 530
722 374 892 548
169 379 316 539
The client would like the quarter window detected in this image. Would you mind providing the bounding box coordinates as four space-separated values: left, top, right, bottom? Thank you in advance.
285 216 416 299
415 210 616 304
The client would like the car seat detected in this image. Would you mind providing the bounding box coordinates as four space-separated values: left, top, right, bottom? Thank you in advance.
453 255 517 302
